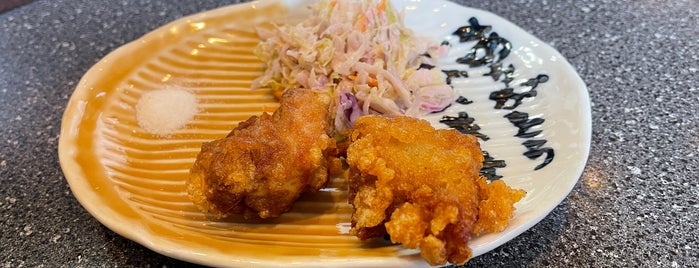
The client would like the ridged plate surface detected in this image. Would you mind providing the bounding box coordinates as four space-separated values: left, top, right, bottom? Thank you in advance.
58 0 591 267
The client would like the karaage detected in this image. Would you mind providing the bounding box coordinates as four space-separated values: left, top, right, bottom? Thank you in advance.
346 115 525 265
187 88 340 219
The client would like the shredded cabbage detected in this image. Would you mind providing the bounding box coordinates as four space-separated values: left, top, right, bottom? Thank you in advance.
252 0 454 135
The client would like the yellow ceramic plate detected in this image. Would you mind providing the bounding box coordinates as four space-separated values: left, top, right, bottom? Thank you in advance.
59 0 590 267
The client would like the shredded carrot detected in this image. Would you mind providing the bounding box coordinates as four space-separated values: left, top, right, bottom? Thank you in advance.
348 74 378 87
377 0 387 12
367 78 378 87
330 0 337 7
356 14 368 32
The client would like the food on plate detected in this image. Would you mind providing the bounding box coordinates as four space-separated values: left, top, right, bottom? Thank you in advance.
252 0 454 136
346 115 526 265
186 0 526 265
187 88 340 219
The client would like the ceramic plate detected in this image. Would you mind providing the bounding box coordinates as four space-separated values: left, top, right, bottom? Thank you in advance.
59 0 590 267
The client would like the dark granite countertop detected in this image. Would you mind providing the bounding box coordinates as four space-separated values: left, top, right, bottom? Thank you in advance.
1 0 697 267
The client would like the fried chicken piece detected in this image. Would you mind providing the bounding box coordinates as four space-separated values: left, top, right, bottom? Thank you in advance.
474 177 526 235
187 88 339 219
346 115 525 265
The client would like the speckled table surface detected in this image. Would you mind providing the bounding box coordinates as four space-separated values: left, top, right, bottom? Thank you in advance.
1 0 697 267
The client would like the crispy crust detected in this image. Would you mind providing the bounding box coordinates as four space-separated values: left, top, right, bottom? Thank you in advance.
346 115 525 265
187 88 338 219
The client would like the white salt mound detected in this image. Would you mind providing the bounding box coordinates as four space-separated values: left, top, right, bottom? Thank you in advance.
136 87 197 136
